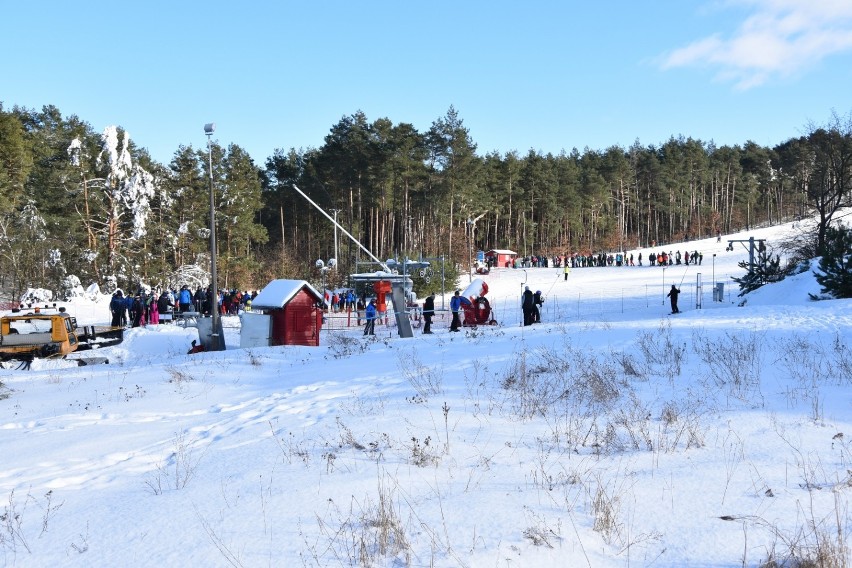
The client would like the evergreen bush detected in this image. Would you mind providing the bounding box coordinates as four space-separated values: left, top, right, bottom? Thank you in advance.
733 250 787 296
812 224 852 299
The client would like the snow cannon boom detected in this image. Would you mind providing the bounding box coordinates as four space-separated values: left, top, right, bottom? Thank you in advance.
460 278 497 327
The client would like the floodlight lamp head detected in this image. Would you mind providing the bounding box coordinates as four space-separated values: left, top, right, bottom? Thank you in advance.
204 123 215 135
328 258 337 268
315 259 324 269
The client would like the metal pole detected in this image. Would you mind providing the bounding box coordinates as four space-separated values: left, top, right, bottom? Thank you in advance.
467 218 473 283
749 237 755 275
331 209 340 269
205 123 224 351
441 255 446 310
695 273 702 309
712 254 716 301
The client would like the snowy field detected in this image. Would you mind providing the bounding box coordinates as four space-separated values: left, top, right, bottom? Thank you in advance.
1 216 851 567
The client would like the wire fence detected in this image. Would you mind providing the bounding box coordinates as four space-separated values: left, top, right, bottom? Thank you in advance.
318 308 451 332
491 276 740 325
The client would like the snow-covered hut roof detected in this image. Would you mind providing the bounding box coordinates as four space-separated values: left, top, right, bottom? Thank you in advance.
251 279 322 309
486 249 517 255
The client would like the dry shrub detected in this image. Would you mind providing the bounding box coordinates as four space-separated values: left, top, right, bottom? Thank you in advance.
308 473 412 567
748 493 849 568
397 349 443 400
693 329 764 404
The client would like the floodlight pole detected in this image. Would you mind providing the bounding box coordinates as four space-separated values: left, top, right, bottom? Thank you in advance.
466 217 473 282
331 209 340 271
316 259 329 310
204 123 224 351
465 212 486 282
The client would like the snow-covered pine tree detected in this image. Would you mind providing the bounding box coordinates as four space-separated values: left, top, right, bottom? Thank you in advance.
71 126 159 284
101 127 151 264
733 249 786 296
812 224 852 299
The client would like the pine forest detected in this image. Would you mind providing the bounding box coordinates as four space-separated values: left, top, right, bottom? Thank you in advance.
0 103 850 300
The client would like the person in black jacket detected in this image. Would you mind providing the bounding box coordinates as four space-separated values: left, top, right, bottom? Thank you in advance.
110 291 125 327
157 292 174 319
521 286 534 326
131 294 144 327
532 290 544 323
422 294 435 334
194 287 207 315
667 284 681 314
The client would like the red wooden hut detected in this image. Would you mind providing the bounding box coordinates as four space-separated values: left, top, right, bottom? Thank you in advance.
250 279 324 346
484 249 517 268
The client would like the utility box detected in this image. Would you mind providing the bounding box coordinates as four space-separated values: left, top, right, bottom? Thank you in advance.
239 313 272 348
714 282 725 302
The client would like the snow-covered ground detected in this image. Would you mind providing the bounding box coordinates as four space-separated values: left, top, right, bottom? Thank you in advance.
1 217 851 567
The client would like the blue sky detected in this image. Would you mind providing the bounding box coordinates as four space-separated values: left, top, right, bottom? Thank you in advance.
3 0 852 166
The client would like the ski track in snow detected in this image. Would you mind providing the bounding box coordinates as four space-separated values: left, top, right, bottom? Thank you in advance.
1 350 379 496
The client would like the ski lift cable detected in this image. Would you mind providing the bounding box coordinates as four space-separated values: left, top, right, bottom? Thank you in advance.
544 269 561 298
679 265 690 287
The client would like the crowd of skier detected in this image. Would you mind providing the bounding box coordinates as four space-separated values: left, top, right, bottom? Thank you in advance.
109 286 258 328
490 249 705 269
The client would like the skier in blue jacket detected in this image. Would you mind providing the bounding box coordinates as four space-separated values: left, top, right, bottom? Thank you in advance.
178 286 192 313
449 290 462 332
364 299 377 335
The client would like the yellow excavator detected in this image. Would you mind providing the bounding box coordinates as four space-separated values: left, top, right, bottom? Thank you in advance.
0 307 124 369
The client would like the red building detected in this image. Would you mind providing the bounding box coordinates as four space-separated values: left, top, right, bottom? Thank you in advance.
249 280 324 346
484 249 517 268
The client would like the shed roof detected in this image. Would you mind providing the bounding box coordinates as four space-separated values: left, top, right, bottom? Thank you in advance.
251 279 322 309
486 249 517 255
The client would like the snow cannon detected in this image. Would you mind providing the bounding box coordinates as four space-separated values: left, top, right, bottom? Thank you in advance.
460 278 497 327
461 278 489 300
